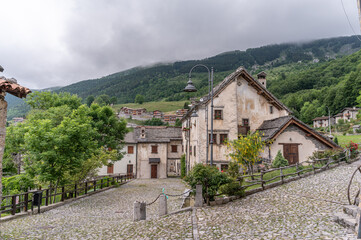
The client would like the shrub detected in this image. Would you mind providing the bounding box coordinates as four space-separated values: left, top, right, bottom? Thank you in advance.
185 164 231 201
219 179 244 197
227 161 241 179
334 136 339 145
272 150 289 168
2 174 35 195
180 154 186 178
346 141 359 159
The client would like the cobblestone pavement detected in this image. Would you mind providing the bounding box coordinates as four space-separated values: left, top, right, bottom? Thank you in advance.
1 161 361 240
196 160 361 240
0 179 193 240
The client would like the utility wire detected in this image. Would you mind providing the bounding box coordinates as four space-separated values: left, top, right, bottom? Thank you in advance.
340 0 361 42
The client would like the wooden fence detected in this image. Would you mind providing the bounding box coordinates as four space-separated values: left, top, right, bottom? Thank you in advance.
0 173 133 218
239 152 358 196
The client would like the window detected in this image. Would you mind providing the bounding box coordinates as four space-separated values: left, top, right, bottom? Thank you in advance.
194 146 196 156
220 134 228 144
242 118 249 126
151 145 158 153
221 164 228 172
270 106 273 114
182 145 184 153
209 134 217 144
214 110 223 120
171 145 178 153
189 145 192 155
128 146 134 154
107 164 114 174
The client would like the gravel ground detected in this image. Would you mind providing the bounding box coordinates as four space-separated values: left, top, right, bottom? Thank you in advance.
1 161 360 239
0 179 193 240
196 160 361 240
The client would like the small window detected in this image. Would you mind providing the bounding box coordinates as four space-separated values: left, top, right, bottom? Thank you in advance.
214 110 223 120
189 145 192 155
221 164 228 172
107 164 114 174
171 145 178 153
128 146 134 154
270 106 273 114
209 134 217 144
220 134 228 144
194 146 196 156
151 145 158 154
242 118 249 126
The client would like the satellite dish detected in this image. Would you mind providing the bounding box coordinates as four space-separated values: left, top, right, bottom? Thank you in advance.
200 98 204 102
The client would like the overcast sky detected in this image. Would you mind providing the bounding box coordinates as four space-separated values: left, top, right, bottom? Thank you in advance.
0 0 360 89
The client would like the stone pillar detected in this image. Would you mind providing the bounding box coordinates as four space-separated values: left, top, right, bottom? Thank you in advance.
159 194 167 216
133 201 146 221
194 184 203 207
0 92 7 200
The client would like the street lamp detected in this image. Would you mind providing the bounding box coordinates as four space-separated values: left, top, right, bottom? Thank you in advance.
184 64 214 166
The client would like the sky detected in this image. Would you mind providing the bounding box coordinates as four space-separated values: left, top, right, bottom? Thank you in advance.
0 0 360 89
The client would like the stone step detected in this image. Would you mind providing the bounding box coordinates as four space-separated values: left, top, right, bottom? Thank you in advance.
344 205 359 218
333 212 357 231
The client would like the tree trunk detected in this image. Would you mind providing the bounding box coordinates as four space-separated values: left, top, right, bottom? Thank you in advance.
0 93 8 201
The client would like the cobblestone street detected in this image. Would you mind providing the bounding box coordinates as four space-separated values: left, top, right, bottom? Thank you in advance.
0 161 361 239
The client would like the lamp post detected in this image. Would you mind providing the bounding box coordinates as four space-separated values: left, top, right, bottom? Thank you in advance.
184 64 214 166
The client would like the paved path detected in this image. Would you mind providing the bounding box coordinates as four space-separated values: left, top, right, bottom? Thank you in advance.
0 179 193 239
1 161 361 239
196 160 361 240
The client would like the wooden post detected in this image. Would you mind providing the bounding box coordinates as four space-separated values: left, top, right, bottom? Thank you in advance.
11 195 16 215
94 180 97 192
280 168 284 184
107 178 110 187
296 163 300 177
85 182 88 194
24 193 28 211
312 162 316 174
0 92 8 202
61 187 65 202
260 171 265 190
45 189 49 206
74 184 77 198
101 179 103 189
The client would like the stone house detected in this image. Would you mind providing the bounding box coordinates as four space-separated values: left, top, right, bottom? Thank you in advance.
98 132 137 176
182 67 339 169
312 116 330 128
336 107 360 122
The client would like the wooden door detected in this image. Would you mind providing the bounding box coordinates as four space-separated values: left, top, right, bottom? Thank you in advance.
283 144 299 165
151 165 157 178
127 164 133 176
107 164 114 174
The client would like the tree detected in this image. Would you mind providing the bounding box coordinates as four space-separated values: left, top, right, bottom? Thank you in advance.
135 94 145 104
271 150 289 168
183 102 190 110
143 117 165 126
94 94 111 106
86 95 95 107
226 131 266 174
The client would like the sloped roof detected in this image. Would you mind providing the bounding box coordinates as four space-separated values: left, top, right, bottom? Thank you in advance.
0 77 31 98
133 126 182 143
340 107 361 113
333 113 343 117
257 116 339 149
123 131 137 143
183 67 292 120
312 116 329 121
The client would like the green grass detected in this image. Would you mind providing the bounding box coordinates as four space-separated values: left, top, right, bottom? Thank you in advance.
334 134 361 147
113 100 188 113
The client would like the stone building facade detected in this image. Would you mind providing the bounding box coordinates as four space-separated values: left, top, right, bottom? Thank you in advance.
182 67 339 169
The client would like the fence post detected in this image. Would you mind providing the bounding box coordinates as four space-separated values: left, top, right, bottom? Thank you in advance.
101 179 103 189
24 193 29 212
195 184 203 207
260 171 265 190
85 182 88 195
312 162 315 174
159 194 168 216
107 178 110 187
45 189 49 206
296 163 300 177
74 184 77 198
61 187 65 201
93 180 97 192
280 168 284 184
133 201 146 221
11 195 16 215
121 176 123 183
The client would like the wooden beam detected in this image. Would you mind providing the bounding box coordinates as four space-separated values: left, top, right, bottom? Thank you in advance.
0 92 7 200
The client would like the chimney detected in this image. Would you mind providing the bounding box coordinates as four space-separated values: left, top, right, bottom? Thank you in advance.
140 127 146 139
257 71 267 88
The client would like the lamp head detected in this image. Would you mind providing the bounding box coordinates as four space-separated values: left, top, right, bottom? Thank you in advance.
183 78 197 92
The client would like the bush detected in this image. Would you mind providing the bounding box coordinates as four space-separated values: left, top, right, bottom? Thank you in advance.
346 141 359 159
272 150 289 168
227 161 241 179
219 180 244 197
2 174 35 195
185 164 231 201
334 136 339 145
180 154 186 178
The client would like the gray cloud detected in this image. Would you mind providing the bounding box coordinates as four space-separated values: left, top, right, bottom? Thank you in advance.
0 0 359 89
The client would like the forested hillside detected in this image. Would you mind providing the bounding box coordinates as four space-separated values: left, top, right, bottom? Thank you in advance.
6 35 361 122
